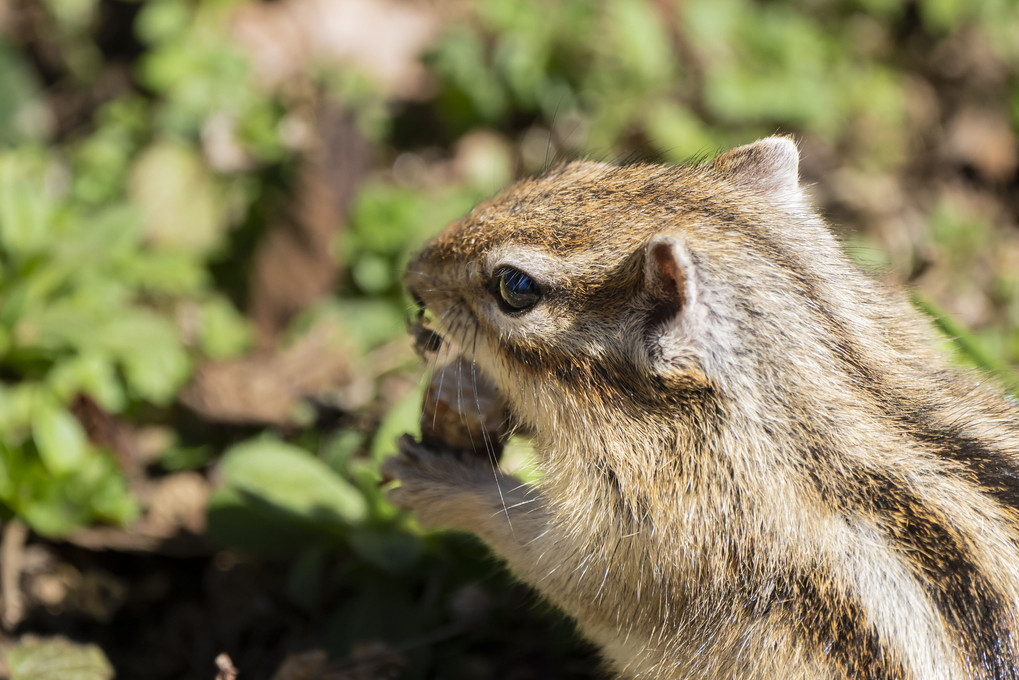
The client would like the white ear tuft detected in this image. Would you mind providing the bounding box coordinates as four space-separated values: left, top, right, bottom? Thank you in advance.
713 136 801 198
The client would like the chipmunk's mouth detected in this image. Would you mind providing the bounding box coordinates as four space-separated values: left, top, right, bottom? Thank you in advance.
411 319 444 358
408 291 446 358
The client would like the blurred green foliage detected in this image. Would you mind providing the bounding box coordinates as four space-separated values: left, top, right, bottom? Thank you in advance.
0 1 262 536
0 0 1016 556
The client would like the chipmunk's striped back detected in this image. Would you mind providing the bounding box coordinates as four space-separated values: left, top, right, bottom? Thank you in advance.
393 136 1019 679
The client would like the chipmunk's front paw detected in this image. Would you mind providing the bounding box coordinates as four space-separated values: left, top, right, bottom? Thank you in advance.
382 435 497 531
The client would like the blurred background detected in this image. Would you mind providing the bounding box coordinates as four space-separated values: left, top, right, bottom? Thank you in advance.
0 0 1017 678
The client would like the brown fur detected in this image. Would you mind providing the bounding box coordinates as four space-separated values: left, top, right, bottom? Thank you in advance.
383 137 1019 679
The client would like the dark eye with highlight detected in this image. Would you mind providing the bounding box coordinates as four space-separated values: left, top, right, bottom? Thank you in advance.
492 266 542 313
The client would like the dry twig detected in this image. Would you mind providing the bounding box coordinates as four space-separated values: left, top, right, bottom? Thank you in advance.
1 520 28 630
215 653 239 680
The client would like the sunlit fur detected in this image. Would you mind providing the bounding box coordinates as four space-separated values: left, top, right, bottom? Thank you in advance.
384 137 1019 679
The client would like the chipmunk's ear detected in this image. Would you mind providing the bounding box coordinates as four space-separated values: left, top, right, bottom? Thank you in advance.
643 235 708 376
644 234 699 328
713 136 801 200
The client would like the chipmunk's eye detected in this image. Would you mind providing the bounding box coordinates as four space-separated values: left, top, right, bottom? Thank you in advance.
493 266 542 313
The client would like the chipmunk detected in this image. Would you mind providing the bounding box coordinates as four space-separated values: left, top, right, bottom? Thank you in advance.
383 137 1019 679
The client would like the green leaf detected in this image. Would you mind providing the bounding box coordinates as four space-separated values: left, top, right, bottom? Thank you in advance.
0 383 37 435
196 297 252 359
431 28 509 122
90 311 191 405
160 444 214 472
349 527 422 573
14 298 113 354
135 0 193 44
83 457 140 524
21 494 88 537
128 141 226 256
44 0 101 33
919 0 972 33
117 250 208 295
31 395 88 476
349 183 427 256
0 442 14 498
320 429 366 474
8 442 138 536
219 438 369 528
0 43 49 144
0 153 56 257
370 380 426 462
5 636 114 680
120 340 191 405
69 97 149 206
351 253 395 294
52 204 142 266
207 486 329 554
47 354 126 413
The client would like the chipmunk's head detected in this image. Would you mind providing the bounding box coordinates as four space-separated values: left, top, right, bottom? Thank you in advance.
406 137 833 434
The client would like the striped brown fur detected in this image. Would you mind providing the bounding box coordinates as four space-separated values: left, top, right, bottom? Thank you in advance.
384 137 1019 678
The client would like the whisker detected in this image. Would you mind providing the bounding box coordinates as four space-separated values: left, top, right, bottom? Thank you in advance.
467 328 514 535
504 497 539 510
428 308 457 434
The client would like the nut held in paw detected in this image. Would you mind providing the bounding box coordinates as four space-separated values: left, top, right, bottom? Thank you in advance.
420 357 508 459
